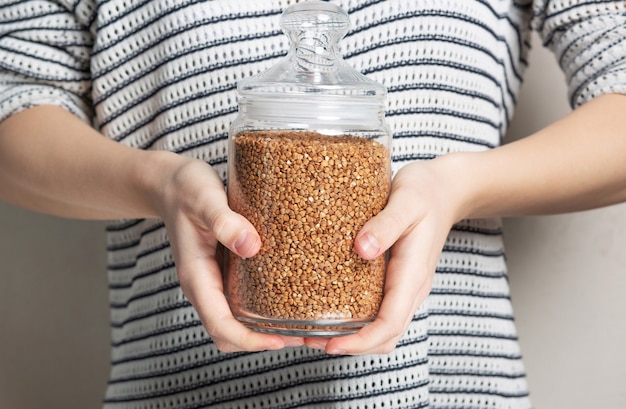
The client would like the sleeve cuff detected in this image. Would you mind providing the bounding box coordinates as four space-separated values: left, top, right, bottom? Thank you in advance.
0 84 93 124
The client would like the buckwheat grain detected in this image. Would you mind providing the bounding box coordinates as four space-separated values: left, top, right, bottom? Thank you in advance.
227 130 390 332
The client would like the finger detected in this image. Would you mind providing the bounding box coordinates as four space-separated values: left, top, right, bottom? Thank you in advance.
167 161 261 258
322 257 433 355
324 217 444 355
303 235 430 353
189 261 305 352
171 217 289 352
303 337 330 351
201 200 261 259
354 183 422 260
190 176 261 259
181 252 290 352
195 289 277 352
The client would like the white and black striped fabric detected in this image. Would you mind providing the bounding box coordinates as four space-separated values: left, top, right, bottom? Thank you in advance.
2 1 625 408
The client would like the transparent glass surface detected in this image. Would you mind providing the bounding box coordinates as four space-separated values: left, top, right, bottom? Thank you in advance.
226 1 392 336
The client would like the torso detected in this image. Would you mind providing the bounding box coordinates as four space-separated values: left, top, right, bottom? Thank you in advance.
94 1 532 407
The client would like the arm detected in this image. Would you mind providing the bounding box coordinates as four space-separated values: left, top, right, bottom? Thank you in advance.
0 105 162 219
308 1 626 355
0 1 302 353
0 104 305 352
458 93 626 219
310 92 626 355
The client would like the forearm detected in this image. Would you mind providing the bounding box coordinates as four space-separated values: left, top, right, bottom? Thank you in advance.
0 105 182 219
450 93 626 219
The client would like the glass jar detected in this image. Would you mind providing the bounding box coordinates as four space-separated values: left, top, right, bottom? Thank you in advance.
225 1 392 336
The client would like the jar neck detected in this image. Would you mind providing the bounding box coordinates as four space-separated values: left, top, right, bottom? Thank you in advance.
239 96 386 129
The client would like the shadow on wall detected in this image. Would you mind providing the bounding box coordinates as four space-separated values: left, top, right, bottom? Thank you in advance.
504 33 626 409
0 201 110 409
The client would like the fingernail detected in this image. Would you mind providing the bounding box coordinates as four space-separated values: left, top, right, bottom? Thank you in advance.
308 341 327 351
327 348 346 355
234 231 257 257
284 339 304 347
358 233 380 259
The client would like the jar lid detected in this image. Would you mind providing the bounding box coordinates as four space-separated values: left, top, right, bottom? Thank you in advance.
238 1 386 102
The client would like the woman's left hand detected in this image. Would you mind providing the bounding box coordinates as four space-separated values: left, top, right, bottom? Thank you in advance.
304 156 465 354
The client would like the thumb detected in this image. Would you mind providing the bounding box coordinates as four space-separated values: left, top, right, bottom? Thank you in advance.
204 204 261 258
354 185 419 260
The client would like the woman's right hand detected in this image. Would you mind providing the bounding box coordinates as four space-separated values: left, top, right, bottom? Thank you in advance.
153 154 305 352
0 106 302 353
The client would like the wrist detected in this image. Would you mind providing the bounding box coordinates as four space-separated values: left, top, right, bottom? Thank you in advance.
130 150 191 219
429 151 493 222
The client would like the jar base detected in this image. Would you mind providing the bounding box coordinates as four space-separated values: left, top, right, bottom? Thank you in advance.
237 316 373 337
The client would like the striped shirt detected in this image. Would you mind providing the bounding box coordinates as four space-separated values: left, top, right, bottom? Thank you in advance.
1 1 625 408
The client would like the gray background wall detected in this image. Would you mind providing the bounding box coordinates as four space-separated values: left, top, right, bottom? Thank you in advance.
1 33 625 408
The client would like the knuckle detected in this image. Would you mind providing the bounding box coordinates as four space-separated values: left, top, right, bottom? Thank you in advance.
207 209 231 240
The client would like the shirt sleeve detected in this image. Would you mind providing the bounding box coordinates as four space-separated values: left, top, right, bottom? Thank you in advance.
532 0 626 108
0 0 95 124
